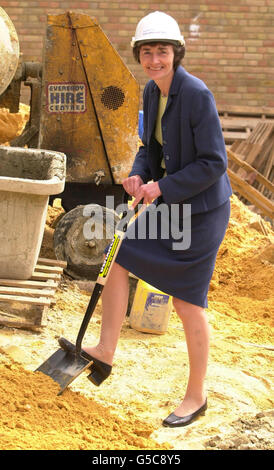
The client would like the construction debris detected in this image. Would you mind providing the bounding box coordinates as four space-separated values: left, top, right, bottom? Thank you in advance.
219 105 274 144
220 106 274 220
229 122 273 184
227 146 273 219
0 192 273 451
0 258 67 331
0 105 273 450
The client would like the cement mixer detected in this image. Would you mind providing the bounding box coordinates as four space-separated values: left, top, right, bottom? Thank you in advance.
0 8 140 281
0 8 19 96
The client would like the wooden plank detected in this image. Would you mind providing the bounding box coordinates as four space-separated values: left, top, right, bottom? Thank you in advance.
230 140 247 153
252 139 274 173
228 168 274 211
0 286 56 297
227 168 274 219
223 131 250 141
30 272 61 281
227 148 274 193
0 314 43 331
228 123 274 180
260 147 274 182
218 105 274 118
35 264 64 274
247 122 273 145
0 279 58 288
242 143 262 165
0 294 52 306
38 257 67 268
220 117 260 129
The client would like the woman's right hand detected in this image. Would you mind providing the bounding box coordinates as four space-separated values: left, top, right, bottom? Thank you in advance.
122 175 144 197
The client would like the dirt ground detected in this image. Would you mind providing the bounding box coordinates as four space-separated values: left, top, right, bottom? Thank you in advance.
0 107 273 451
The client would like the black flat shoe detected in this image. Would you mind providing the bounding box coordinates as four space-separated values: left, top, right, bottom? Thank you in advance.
58 337 112 386
162 399 207 428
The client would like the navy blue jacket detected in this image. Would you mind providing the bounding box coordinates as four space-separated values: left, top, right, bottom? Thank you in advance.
129 66 232 214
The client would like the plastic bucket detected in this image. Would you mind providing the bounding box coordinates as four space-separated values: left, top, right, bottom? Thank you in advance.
129 279 172 334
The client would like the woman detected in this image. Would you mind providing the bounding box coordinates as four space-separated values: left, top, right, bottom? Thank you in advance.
59 11 232 427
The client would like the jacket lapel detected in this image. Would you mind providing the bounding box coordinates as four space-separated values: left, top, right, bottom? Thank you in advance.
164 66 187 116
147 84 159 143
147 66 188 141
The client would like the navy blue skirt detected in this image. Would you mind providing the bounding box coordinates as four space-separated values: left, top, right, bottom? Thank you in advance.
115 199 230 308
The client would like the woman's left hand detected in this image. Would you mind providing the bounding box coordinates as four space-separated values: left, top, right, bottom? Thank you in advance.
132 182 162 209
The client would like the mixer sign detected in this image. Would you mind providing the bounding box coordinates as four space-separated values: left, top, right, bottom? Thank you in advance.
47 83 86 113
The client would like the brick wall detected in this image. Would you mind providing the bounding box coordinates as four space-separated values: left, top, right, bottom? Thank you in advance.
2 0 274 109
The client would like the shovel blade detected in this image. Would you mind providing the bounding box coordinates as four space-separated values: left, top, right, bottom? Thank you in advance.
36 348 91 395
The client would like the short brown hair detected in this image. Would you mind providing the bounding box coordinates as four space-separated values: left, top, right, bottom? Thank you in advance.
133 42 185 70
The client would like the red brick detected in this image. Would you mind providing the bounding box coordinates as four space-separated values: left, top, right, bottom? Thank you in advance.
2 0 273 108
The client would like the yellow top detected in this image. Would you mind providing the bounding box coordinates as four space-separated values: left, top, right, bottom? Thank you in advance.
155 94 167 145
155 94 168 174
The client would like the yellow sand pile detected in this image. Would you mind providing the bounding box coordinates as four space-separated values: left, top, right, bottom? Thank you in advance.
0 104 29 144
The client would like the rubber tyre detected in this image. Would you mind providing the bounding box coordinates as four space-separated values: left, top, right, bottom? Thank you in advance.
54 204 119 280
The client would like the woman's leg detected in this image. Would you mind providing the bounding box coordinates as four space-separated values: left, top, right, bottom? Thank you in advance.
172 297 209 416
84 262 129 365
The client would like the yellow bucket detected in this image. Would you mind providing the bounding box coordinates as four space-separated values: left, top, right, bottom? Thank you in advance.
129 280 172 335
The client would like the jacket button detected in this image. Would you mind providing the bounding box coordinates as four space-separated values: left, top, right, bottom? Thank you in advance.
165 155 170 160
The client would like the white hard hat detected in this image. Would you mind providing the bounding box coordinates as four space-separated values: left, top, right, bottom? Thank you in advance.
131 11 185 47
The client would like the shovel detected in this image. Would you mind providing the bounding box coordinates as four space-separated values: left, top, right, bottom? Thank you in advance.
36 193 141 394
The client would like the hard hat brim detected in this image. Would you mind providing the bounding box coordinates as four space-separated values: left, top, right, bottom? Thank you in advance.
131 38 184 48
